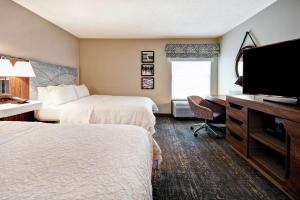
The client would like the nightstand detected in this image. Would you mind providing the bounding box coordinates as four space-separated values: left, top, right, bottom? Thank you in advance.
0 101 42 121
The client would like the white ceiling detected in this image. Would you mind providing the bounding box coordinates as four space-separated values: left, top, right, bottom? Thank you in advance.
13 0 277 38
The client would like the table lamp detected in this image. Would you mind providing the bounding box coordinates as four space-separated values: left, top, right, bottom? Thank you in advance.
0 58 35 100
13 60 36 78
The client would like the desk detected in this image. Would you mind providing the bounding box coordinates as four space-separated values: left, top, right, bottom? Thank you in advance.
205 95 227 133
205 95 227 107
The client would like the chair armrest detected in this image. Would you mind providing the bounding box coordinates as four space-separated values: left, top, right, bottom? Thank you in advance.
193 104 213 120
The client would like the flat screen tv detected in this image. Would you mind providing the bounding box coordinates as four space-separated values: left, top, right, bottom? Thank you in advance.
243 38 300 104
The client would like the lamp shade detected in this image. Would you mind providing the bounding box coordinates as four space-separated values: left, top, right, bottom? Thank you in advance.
0 59 14 77
13 61 36 77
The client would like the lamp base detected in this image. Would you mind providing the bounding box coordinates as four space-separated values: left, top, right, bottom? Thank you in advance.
0 94 14 104
0 94 28 104
1 79 9 94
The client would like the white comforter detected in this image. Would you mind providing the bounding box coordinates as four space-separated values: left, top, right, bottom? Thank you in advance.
59 95 158 135
0 122 153 200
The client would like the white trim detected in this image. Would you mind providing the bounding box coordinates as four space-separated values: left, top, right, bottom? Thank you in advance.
168 57 214 62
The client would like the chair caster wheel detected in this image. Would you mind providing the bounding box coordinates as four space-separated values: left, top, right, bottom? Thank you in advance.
194 133 198 137
190 127 194 130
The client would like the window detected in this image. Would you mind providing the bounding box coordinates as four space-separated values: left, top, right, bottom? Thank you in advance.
171 60 212 100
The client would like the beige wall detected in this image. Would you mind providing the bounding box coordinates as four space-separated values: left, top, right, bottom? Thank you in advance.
218 0 300 95
80 39 219 113
0 0 79 67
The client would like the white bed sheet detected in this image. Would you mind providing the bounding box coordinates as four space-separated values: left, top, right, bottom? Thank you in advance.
35 95 158 134
0 122 153 200
60 95 157 134
34 105 61 122
36 95 158 135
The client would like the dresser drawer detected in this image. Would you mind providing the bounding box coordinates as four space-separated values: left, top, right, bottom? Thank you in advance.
226 97 249 157
226 101 247 122
226 127 248 157
226 117 247 139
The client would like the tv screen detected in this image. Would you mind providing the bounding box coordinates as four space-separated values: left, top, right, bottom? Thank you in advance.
243 39 300 97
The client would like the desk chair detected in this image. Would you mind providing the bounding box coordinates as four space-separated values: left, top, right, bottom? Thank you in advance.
187 96 226 138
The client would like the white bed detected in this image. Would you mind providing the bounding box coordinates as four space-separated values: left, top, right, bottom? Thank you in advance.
35 85 158 135
35 104 61 121
0 121 154 200
34 85 162 165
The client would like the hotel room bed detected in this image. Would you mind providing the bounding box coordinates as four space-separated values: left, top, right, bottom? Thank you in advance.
30 63 159 135
0 121 155 200
32 82 162 164
35 93 158 135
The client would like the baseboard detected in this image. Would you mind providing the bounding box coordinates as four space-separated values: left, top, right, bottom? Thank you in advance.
154 113 197 119
154 113 172 117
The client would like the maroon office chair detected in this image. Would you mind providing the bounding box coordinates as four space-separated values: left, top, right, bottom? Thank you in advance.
187 96 225 138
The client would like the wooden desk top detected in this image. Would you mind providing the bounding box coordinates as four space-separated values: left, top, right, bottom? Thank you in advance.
227 95 300 123
205 95 227 107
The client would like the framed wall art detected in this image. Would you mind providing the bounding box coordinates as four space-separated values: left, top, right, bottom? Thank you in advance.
141 51 154 63
141 77 154 89
141 64 154 76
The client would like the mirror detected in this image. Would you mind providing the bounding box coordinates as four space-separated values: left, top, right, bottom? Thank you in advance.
235 45 255 78
234 31 257 86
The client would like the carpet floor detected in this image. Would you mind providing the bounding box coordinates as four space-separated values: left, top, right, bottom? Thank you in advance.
152 117 289 200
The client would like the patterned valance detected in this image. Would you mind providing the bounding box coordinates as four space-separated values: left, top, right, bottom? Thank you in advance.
165 44 220 58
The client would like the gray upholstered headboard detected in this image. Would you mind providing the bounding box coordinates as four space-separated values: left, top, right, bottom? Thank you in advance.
30 61 78 99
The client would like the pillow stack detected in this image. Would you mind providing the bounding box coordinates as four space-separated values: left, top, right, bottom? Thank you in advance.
37 84 90 106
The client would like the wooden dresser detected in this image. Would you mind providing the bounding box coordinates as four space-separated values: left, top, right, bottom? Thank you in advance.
226 95 300 199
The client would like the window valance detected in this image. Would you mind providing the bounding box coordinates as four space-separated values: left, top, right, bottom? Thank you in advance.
165 44 220 58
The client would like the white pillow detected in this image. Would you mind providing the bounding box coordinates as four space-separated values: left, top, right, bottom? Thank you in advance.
37 87 52 105
37 85 78 106
74 84 90 98
50 85 77 105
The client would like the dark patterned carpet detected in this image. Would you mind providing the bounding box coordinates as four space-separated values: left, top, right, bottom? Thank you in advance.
152 117 289 200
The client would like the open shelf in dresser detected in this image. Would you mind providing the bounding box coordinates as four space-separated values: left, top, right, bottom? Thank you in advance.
248 109 289 180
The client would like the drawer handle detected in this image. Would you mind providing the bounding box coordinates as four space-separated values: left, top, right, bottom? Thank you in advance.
229 102 243 110
229 116 243 126
228 129 243 141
